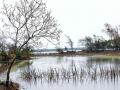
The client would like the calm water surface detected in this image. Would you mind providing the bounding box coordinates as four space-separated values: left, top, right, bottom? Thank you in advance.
0 56 120 90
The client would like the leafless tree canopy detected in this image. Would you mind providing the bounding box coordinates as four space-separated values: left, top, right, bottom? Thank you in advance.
2 0 62 49
103 23 120 40
65 35 74 50
1 0 62 86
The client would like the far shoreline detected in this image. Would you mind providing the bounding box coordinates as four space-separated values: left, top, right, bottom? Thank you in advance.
32 51 120 58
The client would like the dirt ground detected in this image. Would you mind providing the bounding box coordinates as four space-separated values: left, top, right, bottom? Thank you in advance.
0 82 19 90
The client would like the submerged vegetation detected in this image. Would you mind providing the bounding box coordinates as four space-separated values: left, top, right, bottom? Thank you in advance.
20 61 120 84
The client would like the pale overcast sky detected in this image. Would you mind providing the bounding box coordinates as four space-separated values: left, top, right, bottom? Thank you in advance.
1 0 120 48
47 0 120 48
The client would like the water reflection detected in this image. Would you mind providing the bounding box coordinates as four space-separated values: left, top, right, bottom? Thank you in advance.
1 56 120 90
56 56 64 64
86 57 120 68
20 58 120 86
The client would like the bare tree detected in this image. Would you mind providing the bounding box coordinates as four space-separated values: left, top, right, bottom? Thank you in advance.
79 36 93 51
65 35 74 51
103 23 119 40
103 23 120 50
1 0 62 86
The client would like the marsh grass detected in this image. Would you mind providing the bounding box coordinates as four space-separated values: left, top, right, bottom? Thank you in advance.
20 64 120 85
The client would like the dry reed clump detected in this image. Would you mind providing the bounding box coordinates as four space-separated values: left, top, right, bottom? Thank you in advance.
20 65 120 84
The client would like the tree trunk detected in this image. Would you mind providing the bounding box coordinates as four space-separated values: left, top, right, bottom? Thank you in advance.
6 57 16 86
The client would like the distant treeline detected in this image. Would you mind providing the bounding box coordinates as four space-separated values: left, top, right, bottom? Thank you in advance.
56 23 120 53
79 23 120 52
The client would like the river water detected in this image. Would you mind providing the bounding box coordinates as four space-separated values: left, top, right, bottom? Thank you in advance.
0 56 120 90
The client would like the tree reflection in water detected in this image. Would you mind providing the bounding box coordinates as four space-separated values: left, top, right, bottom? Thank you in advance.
20 60 120 85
